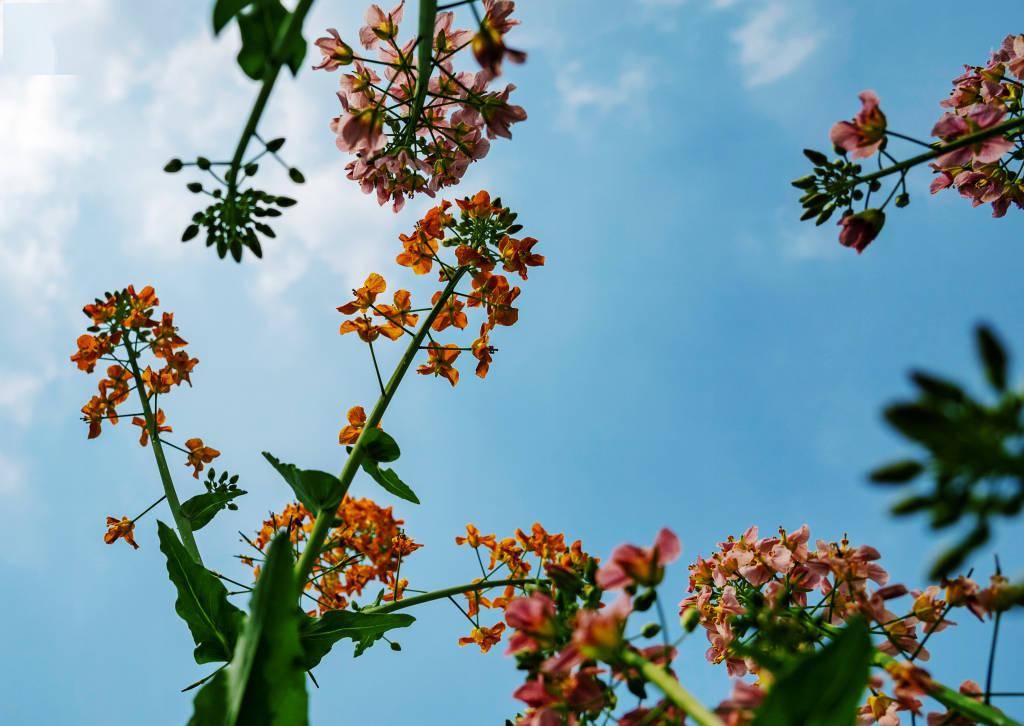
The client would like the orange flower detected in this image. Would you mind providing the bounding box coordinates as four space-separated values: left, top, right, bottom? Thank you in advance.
337 273 387 315
420 200 453 238
498 236 544 280
416 343 461 386
471 323 494 379
485 275 520 327
141 365 175 395
150 312 188 358
164 350 199 386
184 437 220 478
392 532 423 556
98 365 131 406
71 334 112 373
455 524 497 549
104 516 139 549
516 523 567 562
382 576 409 602
374 289 418 340
454 244 495 273
131 409 172 447
465 586 493 618
81 396 115 439
339 315 384 343
396 230 439 275
458 622 506 653
456 190 497 218
339 405 370 445
122 285 159 328
430 291 468 331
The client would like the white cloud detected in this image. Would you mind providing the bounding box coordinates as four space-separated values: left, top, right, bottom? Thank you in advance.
730 2 822 87
0 370 49 425
0 451 25 499
555 58 653 129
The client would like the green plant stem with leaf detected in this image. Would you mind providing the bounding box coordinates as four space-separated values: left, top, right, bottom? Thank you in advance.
122 329 203 564
366 577 537 615
401 0 439 146
619 649 724 726
294 266 469 588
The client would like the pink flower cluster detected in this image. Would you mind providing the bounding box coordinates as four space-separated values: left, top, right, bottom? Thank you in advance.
313 1 527 211
930 34 1024 217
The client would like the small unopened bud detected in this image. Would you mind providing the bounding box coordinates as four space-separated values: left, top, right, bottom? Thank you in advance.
680 607 700 633
895 193 910 208
390 641 402 652
641 623 661 639
633 590 657 612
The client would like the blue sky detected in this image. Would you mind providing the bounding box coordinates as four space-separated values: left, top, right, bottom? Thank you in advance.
1 1 1022 723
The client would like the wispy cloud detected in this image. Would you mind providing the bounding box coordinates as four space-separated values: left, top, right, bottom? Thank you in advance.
555 58 653 129
730 2 823 87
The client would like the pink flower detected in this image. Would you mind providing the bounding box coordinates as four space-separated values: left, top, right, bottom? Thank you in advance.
830 90 887 159
312 28 354 71
505 593 559 653
573 595 631 660
335 107 386 155
596 527 681 590
932 105 1015 166
359 1 404 50
837 209 885 253
478 83 528 139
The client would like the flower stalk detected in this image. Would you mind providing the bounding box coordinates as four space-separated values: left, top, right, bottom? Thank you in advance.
121 330 203 563
367 577 537 614
619 649 723 726
293 266 468 588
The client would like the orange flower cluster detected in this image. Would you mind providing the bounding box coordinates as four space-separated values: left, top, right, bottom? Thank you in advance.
336 191 543 388
103 516 139 549
247 497 422 614
72 285 220 481
453 522 593 652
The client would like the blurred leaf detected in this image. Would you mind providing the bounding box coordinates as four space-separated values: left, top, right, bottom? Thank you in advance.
977 325 1008 391
910 371 966 403
213 0 253 34
869 460 924 485
263 452 344 512
929 521 990 580
299 610 414 667
182 488 248 531
158 522 245 664
188 533 308 725
752 618 872 726
883 404 950 444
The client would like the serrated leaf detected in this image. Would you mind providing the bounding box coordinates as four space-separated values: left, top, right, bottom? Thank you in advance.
189 533 308 726
263 452 345 512
158 521 245 664
360 459 419 504
752 618 872 726
182 488 248 530
976 325 1008 391
299 610 414 668
361 427 401 463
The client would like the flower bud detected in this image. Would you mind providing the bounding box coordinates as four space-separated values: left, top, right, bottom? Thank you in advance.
641 622 661 639
680 607 700 632
633 590 657 612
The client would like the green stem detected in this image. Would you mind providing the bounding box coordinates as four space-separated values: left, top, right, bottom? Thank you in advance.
225 0 316 199
293 267 468 588
366 577 537 614
619 649 723 726
871 652 1019 726
843 116 1024 192
400 0 439 147
122 333 202 564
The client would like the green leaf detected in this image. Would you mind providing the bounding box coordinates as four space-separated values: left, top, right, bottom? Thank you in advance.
181 488 248 530
157 522 245 664
976 325 1008 391
189 532 308 726
910 371 966 403
262 452 345 512
299 610 414 668
753 618 872 726
213 0 253 34
883 404 951 444
234 1 306 81
360 459 420 504
869 460 924 485
182 224 200 242
361 427 401 463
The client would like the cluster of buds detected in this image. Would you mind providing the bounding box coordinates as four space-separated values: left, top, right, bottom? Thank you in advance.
312 1 527 211
245 498 421 613
680 525 1017 724
336 190 542 389
164 135 303 262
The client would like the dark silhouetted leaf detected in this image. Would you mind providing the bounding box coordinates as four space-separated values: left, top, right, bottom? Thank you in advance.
181 488 248 531
263 452 345 512
977 325 1008 391
360 459 419 504
361 427 401 463
299 610 414 668
869 460 924 485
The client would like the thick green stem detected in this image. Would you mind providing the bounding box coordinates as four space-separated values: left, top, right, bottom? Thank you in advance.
122 333 203 563
294 267 468 588
366 577 537 614
843 115 1024 192
619 649 723 726
872 652 1019 726
401 0 439 146
225 0 317 199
